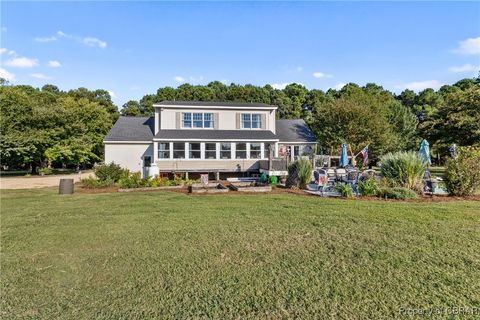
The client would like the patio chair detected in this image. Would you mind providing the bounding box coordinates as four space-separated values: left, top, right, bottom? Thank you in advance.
359 169 376 181
423 170 438 193
345 170 359 184
335 168 347 182
324 167 337 187
313 169 328 195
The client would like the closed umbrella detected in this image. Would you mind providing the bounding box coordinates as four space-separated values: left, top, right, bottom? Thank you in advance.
419 139 431 165
339 143 349 167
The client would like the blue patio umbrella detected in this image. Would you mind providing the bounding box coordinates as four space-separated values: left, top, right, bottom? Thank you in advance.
419 139 431 165
339 143 349 167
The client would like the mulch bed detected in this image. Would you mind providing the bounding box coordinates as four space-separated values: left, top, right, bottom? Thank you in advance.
75 182 480 202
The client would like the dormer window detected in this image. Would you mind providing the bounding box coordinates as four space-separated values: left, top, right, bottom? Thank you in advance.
182 112 214 128
241 113 262 129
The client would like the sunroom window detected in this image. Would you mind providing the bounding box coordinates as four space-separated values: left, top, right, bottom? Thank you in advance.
220 143 231 159
158 143 170 159
205 143 217 159
236 143 247 159
189 143 201 159
250 143 261 159
173 143 185 159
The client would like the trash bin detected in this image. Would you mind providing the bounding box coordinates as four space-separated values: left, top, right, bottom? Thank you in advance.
59 179 74 195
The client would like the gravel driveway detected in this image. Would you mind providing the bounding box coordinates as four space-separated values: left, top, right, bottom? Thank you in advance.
0 172 93 190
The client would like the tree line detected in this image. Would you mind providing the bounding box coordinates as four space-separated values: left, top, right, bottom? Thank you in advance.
1 76 479 172
122 78 480 162
0 82 118 172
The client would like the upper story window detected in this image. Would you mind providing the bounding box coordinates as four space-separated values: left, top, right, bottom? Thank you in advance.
182 112 214 128
182 113 191 128
241 113 262 129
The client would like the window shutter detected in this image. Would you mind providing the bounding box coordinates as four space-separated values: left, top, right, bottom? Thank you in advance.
176 112 181 129
236 113 240 129
214 113 219 129
261 114 266 129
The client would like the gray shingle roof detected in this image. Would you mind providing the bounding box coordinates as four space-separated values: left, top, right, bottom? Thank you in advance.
275 119 317 143
154 130 278 141
155 101 276 109
104 116 154 141
104 117 317 143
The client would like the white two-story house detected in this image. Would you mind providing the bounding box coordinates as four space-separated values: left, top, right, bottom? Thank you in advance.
104 101 317 178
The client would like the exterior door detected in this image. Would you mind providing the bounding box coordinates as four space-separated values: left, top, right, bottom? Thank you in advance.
143 156 152 178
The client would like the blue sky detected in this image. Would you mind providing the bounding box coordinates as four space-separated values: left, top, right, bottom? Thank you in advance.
1 1 479 106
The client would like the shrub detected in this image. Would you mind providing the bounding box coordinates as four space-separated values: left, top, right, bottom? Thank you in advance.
335 183 354 198
380 151 426 191
151 176 170 187
38 167 53 176
94 162 128 182
358 178 380 196
445 146 480 196
80 177 114 188
379 187 418 200
287 158 312 189
118 172 142 189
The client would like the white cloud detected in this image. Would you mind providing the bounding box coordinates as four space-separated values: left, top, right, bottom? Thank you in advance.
0 48 16 56
296 66 303 71
395 80 443 91
108 90 116 98
454 37 480 55
332 82 346 90
57 30 70 38
30 73 52 80
38 31 107 49
271 82 294 90
4 57 39 68
313 71 333 78
449 63 479 73
35 36 57 43
0 67 15 81
82 37 107 48
1 27 6 32
174 76 186 82
48 60 61 68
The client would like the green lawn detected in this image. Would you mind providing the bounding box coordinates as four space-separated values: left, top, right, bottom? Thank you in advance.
1 189 479 319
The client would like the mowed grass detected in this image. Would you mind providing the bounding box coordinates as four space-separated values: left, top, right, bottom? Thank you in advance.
1 189 479 319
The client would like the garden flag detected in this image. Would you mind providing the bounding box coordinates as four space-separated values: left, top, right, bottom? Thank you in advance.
360 145 369 166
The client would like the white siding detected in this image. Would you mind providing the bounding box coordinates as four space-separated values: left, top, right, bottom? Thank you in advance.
156 159 260 172
104 143 153 173
158 108 274 131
